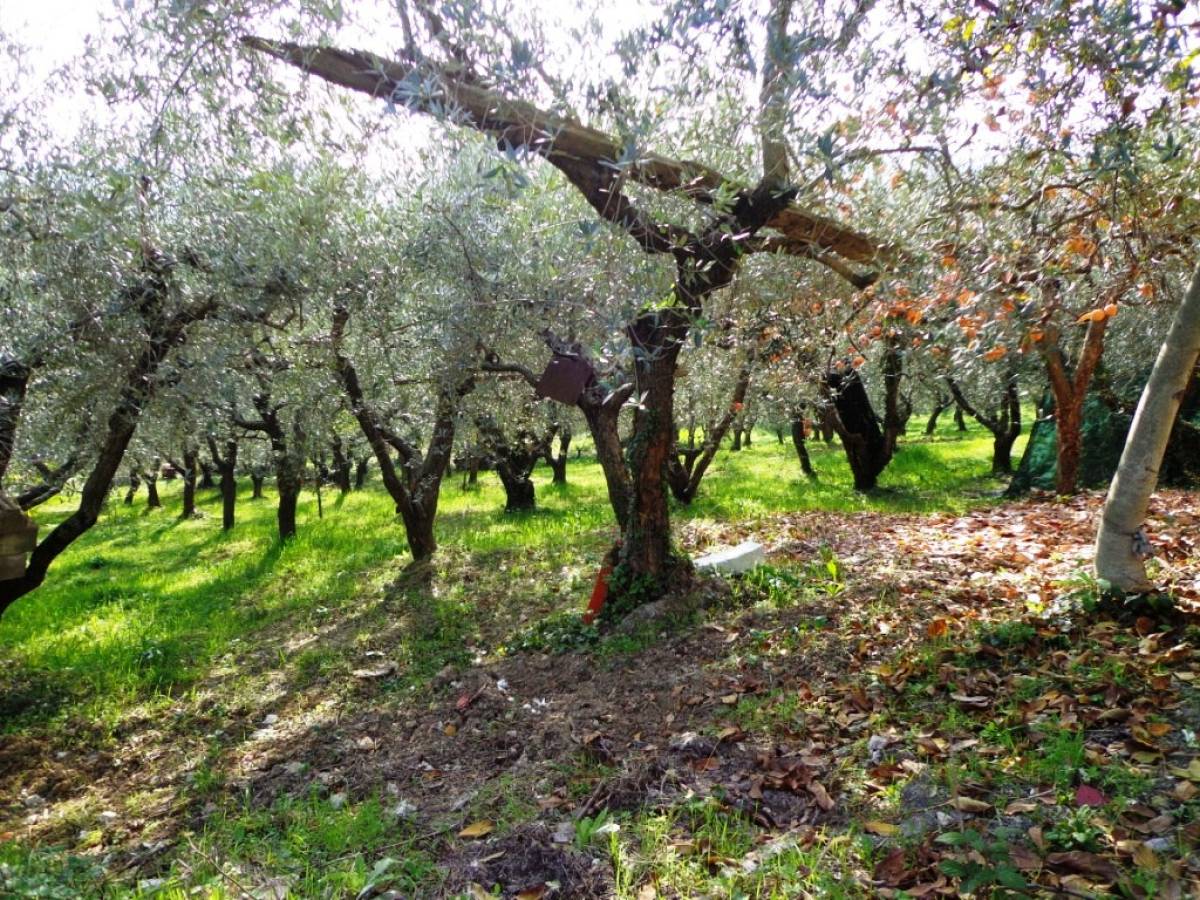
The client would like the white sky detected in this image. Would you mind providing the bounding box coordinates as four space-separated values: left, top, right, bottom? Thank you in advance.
1 0 101 73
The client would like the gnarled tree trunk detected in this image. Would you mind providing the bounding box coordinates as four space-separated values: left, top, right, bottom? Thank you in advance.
945 368 1022 475
178 445 198 519
544 422 571 485
207 436 238 531
790 412 816 479
925 392 952 435
1040 315 1108 494
330 437 352 493
825 365 891 491
332 304 470 562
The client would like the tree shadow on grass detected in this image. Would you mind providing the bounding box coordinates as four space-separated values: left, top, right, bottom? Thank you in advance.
0 537 290 731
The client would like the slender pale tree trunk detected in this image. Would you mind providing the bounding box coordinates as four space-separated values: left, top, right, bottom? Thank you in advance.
1095 265 1200 592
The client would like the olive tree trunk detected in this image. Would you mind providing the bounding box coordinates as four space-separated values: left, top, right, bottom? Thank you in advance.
1095 265 1200 592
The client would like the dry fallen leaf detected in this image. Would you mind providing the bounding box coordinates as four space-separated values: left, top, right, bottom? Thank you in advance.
863 820 900 837
1005 800 1038 815
808 781 835 810
949 796 991 813
458 820 494 839
515 885 547 900
1046 850 1120 882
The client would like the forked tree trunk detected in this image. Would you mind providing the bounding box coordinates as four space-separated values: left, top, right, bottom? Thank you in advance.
246 33 876 612
1040 315 1109 494
544 423 571 484
478 420 543 513
251 473 265 499
235 396 305 540
925 393 952 435
331 304 467 563
731 427 743 451
945 370 1022 475
1095 265 1200 593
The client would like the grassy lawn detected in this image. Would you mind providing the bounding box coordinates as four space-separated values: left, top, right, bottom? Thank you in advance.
14 422 1199 898
1 423 1013 735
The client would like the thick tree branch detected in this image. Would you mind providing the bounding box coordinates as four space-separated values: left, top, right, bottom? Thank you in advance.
240 37 883 270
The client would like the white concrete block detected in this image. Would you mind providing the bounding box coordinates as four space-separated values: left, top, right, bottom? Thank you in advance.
694 540 766 574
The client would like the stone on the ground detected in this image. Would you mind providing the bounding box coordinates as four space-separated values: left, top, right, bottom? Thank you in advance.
694 541 765 574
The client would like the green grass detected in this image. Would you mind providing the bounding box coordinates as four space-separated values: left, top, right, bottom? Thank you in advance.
0 421 1027 897
2 423 1015 733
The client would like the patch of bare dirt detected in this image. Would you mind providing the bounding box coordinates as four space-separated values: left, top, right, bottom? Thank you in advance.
440 823 613 899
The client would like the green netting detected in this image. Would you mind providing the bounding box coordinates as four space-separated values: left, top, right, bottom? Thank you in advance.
1009 386 1200 494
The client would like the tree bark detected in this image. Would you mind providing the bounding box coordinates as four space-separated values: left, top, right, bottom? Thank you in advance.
666 350 754 504
354 455 370 489
881 336 906 458
819 402 837 443
207 436 238 531
790 415 817 479
143 460 162 508
1040 316 1108 494
579 387 631 528
251 473 265 499
124 469 140 505
925 393 952 435
1095 264 1200 592
825 366 891 491
235 396 304 540
477 419 543 513
330 437 352 493
543 422 571 484
953 404 968 432
0 358 31 484
178 446 198 519
199 460 215 490
242 38 882 274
